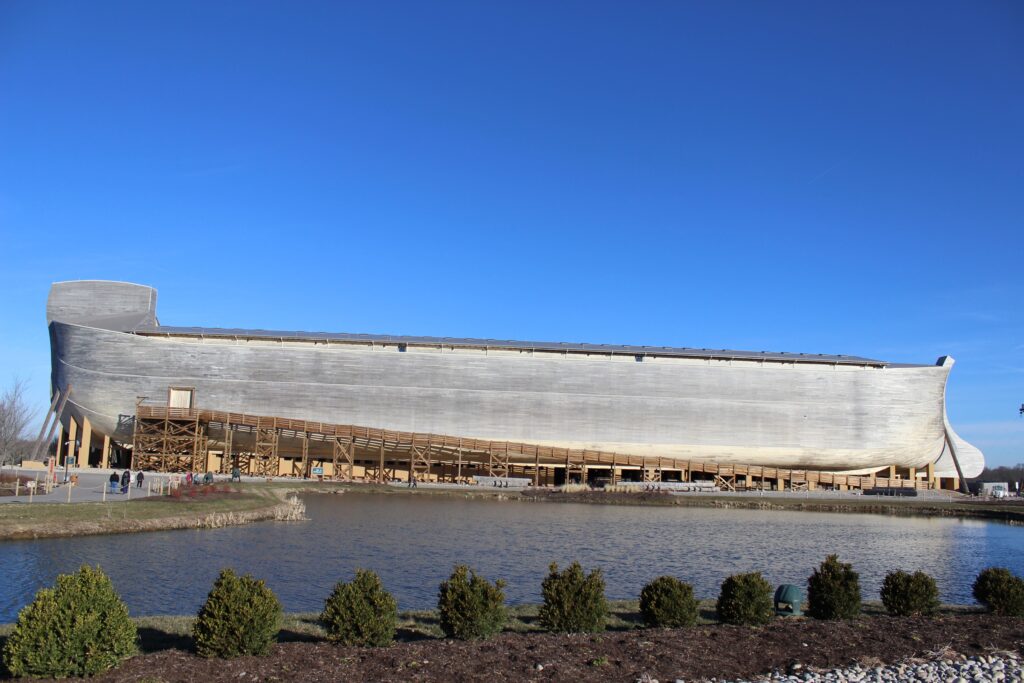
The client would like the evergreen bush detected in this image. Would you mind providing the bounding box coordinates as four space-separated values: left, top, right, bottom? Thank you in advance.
538 561 608 633
321 569 397 646
973 567 1024 616
715 572 774 626
880 570 940 616
193 568 281 658
639 576 699 628
2 565 138 678
437 565 508 640
807 555 861 620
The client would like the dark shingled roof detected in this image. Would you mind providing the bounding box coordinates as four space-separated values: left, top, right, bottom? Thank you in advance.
131 324 891 367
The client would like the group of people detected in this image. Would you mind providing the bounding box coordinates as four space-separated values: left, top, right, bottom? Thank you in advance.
103 469 230 495
108 469 143 494
184 471 216 486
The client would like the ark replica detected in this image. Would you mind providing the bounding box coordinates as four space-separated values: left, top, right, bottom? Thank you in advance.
42 281 983 491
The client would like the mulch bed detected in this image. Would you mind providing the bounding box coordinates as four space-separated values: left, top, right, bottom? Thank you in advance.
86 615 1024 683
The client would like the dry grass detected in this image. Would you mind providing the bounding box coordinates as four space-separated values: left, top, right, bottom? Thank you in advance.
0 487 304 540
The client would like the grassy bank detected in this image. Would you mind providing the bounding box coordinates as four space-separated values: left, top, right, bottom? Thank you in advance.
0 487 305 541
516 488 1024 524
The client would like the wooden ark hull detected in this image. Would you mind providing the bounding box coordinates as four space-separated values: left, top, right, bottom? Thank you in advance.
46 281 983 478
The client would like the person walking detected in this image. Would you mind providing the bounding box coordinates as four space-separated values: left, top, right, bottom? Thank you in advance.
108 471 119 494
185 471 193 486
136 470 144 488
120 470 130 494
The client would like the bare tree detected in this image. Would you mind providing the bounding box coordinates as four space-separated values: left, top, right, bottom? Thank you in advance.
0 378 37 465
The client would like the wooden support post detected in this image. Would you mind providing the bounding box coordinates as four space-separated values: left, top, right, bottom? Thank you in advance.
926 462 935 489
534 448 540 487
66 418 78 468
457 440 463 482
77 417 92 468
378 441 384 484
29 390 62 462
347 436 355 480
55 422 64 463
301 433 309 478
223 428 234 474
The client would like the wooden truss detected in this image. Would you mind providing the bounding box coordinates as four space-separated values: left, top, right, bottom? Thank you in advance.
130 403 940 492
332 437 354 481
132 410 206 473
409 443 432 482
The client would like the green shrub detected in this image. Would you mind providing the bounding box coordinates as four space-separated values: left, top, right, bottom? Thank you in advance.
321 569 398 646
807 555 861 620
973 567 1024 616
639 576 699 628
716 572 774 626
880 570 940 616
437 565 508 640
539 561 608 633
2 565 138 678
193 568 282 658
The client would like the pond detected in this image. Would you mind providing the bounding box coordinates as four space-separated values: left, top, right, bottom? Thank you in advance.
1 493 1021 622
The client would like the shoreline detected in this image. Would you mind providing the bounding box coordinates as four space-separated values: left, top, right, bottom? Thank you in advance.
327 483 1024 525
516 487 1024 524
2 479 1022 543
0 488 306 542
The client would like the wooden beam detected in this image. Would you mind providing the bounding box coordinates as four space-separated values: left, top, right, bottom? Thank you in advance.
77 417 92 468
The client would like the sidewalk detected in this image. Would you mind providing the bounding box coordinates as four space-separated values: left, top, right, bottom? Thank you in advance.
0 467 173 504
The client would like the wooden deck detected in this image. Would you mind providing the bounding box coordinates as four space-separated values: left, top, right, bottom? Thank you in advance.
132 403 937 491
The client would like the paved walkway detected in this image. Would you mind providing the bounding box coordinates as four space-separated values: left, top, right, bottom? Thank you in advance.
0 467 182 505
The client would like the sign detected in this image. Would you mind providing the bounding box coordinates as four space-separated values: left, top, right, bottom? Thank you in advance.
66 456 76 467
311 467 324 476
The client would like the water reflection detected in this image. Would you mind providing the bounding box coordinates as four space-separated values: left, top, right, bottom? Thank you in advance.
0 494 1020 622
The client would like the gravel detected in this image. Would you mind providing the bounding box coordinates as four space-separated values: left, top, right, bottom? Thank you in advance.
689 651 1023 683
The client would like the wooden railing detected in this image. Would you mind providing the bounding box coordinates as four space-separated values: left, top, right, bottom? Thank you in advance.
135 404 931 490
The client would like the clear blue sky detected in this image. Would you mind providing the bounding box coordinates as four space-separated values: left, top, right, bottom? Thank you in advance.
1 1 1021 467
